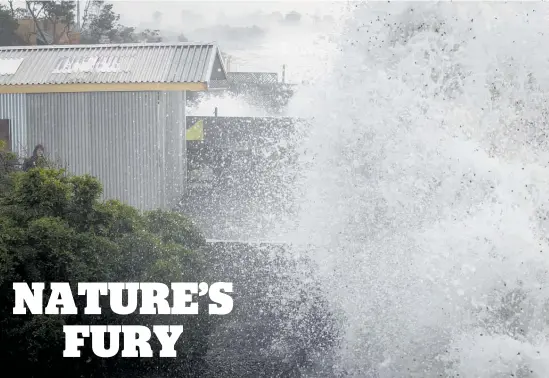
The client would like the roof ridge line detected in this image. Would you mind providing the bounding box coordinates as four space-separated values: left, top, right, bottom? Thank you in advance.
0 42 219 51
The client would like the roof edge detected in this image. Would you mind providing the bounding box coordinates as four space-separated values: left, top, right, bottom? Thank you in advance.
204 47 218 83
0 42 220 51
203 46 228 85
217 47 228 80
0 81 208 93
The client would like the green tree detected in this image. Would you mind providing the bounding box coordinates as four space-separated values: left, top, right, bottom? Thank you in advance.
0 151 209 377
0 4 20 46
80 0 139 44
138 28 162 43
25 0 76 44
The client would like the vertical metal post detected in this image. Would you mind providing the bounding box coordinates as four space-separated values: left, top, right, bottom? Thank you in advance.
282 64 286 84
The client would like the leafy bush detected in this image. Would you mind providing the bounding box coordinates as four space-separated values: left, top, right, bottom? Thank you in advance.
0 149 208 378
0 140 18 191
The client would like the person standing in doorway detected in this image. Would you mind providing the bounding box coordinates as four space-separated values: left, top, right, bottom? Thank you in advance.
23 144 45 171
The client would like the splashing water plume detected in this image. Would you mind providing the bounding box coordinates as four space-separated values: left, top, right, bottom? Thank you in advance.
188 92 270 117
283 2 549 377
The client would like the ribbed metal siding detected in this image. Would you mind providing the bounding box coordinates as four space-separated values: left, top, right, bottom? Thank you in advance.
25 91 186 211
0 93 27 155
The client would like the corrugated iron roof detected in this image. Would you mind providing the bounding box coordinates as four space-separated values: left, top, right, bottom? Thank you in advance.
0 42 228 86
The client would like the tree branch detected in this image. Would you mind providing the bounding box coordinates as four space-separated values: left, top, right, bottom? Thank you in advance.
8 0 14 17
25 1 48 44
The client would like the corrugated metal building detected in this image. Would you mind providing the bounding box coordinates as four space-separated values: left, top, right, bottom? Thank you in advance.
0 42 228 210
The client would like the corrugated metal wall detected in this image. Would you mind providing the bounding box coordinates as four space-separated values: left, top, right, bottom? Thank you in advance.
24 91 186 211
0 93 28 155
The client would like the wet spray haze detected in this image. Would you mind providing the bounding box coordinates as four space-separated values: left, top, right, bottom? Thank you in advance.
282 2 549 377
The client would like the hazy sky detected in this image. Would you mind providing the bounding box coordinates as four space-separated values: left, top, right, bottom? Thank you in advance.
112 1 343 28
6 1 344 31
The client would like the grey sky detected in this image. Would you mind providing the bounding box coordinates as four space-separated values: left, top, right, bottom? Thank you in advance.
6 1 339 17
114 0 338 22
112 1 341 27
6 1 344 35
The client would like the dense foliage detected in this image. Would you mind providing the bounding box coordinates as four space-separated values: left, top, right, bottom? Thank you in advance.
0 0 170 46
0 146 209 378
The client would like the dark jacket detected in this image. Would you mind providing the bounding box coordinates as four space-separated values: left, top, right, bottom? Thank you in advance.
23 144 44 171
